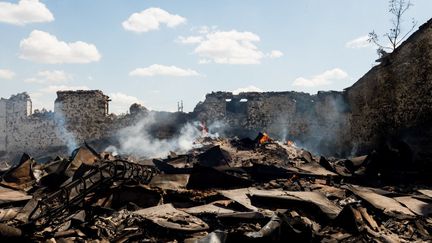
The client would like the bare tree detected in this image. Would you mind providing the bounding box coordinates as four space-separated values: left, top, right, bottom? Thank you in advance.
369 0 417 55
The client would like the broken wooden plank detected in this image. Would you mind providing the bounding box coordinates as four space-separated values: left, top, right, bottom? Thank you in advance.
358 207 379 231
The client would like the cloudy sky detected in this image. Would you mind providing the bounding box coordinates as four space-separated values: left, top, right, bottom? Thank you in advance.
0 0 431 113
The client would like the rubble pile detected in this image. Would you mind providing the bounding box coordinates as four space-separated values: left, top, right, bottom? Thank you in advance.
0 135 431 242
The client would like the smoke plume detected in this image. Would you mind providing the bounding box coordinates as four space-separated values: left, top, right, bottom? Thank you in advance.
112 113 202 158
54 111 77 154
268 93 350 157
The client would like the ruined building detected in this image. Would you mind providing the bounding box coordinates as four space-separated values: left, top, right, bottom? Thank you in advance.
195 18 432 162
54 90 112 142
0 90 113 157
345 19 432 163
193 91 351 156
1 18 431 163
0 93 32 153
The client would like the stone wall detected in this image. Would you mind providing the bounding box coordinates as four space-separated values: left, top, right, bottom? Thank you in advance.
1 18 431 162
346 18 432 163
194 19 432 160
0 93 33 154
0 100 7 153
0 90 115 156
55 90 109 120
54 90 113 142
0 90 186 158
193 91 352 156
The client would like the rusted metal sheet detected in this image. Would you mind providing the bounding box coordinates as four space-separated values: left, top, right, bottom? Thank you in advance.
347 185 415 218
1 154 36 190
249 189 342 219
134 203 209 232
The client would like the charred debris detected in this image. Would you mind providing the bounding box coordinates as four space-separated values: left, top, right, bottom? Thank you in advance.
0 133 431 243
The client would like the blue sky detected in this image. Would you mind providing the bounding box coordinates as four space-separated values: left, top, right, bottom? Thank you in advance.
0 0 431 113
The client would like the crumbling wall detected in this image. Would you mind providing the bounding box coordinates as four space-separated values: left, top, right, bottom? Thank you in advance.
346 19 432 162
1 19 431 160
0 93 33 154
194 19 432 160
0 89 186 157
6 115 63 154
54 90 113 142
194 91 352 156
0 100 7 153
0 90 116 156
55 90 109 120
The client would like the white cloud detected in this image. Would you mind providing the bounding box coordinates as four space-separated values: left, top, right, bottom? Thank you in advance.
232 85 263 95
25 70 71 84
130 64 200 77
39 85 90 94
19 30 101 64
178 29 283 64
269 50 283 58
28 92 52 111
345 35 373 49
198 59 211 64
177 36 203 44
194 26 210 34
109 92 145 114
0 69 15 79
196 30 264 64
122 7 186 33
0 0 54 26
293 68 348 87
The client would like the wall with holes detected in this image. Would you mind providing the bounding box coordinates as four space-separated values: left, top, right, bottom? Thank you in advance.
193 91 352 156
193 20 432 161
1 20 431 161
0 91 116 157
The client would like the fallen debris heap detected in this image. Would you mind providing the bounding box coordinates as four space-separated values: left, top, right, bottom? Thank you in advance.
0 135 431 242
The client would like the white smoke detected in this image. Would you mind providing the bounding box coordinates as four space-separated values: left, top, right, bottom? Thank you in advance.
113 113 201 158
203 120 228 138
54 111 77 154
266 93 350 156
280 126 288 142
104 145 119 156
